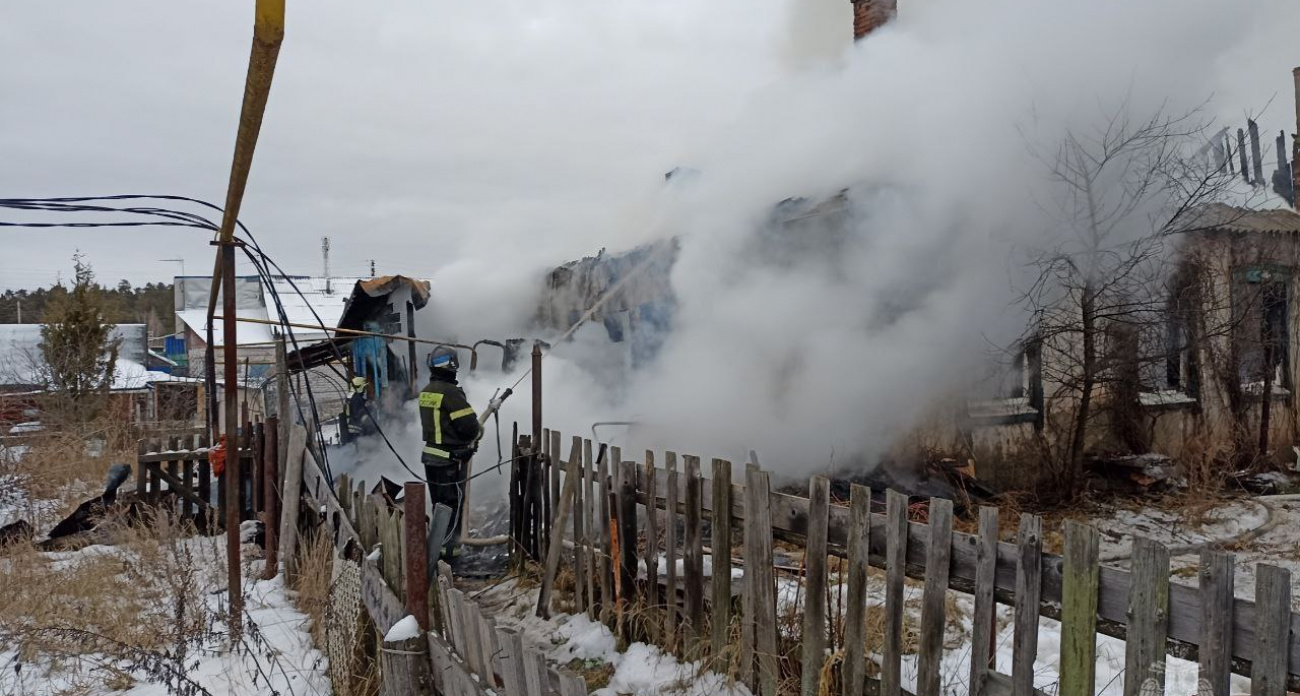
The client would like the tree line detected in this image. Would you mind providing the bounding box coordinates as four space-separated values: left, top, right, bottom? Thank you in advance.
0 276 173 335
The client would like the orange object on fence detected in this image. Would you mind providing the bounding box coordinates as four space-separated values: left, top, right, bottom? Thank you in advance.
210 436 227 477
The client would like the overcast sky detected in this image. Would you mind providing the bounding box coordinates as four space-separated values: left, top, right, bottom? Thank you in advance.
0 0 815 290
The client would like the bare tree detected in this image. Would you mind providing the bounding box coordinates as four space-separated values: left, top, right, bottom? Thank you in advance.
1018 104 1255 491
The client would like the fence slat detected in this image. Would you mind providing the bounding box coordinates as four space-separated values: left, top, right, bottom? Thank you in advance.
180 434 195 520
917 497 953 696
1012 513 1042 696
843 484 872 696
559 670 589 696
538 438 584 619
665 451 680 651
1252 564 1292 696
684 455 705 650
970 506 998 696
583 439 596 618
1060 521 1099 696
1124 538 1170 696
1199 551 1235 696
461 593 486 681
744 465 778 696
881 489 908 696
711 458 734 662
523 647 549 696
598 444 613 626
550 430 562 560
801 475 830 696
644 450 659 644
497 627 530 696
618 460 638 609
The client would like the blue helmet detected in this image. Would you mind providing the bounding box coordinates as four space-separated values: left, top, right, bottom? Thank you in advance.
428 345 459 374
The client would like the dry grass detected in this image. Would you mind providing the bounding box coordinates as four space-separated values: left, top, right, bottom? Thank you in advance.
1 420 136 531
290 526 335 646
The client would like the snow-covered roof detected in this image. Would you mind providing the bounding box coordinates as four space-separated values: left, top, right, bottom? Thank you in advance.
173 275 359 347
0 324 148 387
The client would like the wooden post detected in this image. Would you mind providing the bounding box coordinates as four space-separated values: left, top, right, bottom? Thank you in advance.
380 635 434 696
573 437 588 614
1012 514 1042 696
551 429 562 561
279 424 307 580
618 460 638 607
262 418 280 579
710 458 733 661
644 451 659 643
136 439 147 497
538 438 583 619
970 506 998 696
843 484 871 696
917 498 953 696
1252 564 1291 696
1199 551 1235 696
744 465 777 696
541 427 551 561
404 482 430 630
664 451 680 646
684 455 705 650
197 434 211 530
180 435 194 521
801 475 830 696
167 435 181 515
882 490 908 696
597 444 613 625
1059 521 1099 696
252 422 264 515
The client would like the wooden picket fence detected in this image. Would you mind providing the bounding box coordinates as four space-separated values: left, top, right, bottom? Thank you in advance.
527 428 1300 696
297 435 593 696
135 423 274 532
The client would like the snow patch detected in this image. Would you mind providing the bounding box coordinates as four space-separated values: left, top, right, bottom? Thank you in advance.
385 614 423 642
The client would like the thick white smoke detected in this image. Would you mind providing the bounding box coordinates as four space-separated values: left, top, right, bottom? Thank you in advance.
381 0 1299 482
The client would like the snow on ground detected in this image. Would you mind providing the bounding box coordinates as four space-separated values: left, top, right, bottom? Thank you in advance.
0 535 331 696
475 578 753 696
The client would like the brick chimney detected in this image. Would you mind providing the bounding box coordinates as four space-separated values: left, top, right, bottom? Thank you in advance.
1293 67 1299 210
852 0 897 41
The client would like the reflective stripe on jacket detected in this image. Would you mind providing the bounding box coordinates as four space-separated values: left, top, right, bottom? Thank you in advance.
419 379 480 460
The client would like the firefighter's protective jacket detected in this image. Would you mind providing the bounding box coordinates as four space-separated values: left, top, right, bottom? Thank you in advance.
418 378 480 463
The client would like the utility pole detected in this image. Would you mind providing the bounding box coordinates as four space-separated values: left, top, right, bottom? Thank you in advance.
206 0 285 640
368 259 376 277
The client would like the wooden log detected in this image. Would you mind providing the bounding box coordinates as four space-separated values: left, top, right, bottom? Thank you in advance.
1059 521 1099 696
1252 565 1292 696
538 437 584 619
380 634 434 696
711 458 733 661
917 497 953 696
801 475 830 696
843 484 872 696
746 465 778 696
1124 538 1170 696
1012 514 1042 696
404 482 430 630
1199 551 1236 696
663 451 680 650
882 490 908 696
684 455 706 650
970 507 998 696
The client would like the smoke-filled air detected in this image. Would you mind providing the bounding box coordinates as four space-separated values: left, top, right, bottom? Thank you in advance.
342 0 1299 484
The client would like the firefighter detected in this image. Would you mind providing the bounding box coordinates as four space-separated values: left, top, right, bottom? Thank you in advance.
342 376 374 444
419 346 480 559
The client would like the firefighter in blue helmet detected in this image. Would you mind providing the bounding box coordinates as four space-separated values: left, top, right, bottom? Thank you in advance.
419 346 480 559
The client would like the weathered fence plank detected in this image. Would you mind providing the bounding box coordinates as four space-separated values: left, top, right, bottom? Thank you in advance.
538 437 583 619
970 506 999 696
711 458 733 661
882 489 908 696
1252 565 1292 696
498 627 530 696
844 484 872 696
665 451 680 650
746 465 778 696
379 634 434 696
1199 551 1235 696
684 455 705 649
644 450 659 644
1059 521 1099 696
1124 538 1170 696
575 438 590 615
801 475 830 696
1012 514 1042 696
917 497 953 696
404 482 430 630
618 460 638 607
598 444 613 625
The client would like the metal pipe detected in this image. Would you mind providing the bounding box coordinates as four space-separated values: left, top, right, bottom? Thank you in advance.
220 241 242 631
213 314 474 351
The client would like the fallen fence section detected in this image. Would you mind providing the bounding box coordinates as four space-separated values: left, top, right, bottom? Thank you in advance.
297 445 593 696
